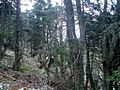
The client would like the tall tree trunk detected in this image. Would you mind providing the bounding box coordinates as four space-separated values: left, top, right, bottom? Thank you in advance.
103 61 113 90
64 1 75 85
59 20 64 79
64 0 84 90
103 0 108 13
102 1 113 89
75 0 85 89
0 0 6 61
102 0 108 23
115 0 120 22
76 0 85 45
13 0 21 71
64 0 76 40
85 38 95 90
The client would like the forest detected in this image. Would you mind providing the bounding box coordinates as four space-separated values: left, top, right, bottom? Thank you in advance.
0 0 120 90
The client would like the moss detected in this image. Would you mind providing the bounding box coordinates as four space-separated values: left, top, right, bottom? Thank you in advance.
20 65 38 75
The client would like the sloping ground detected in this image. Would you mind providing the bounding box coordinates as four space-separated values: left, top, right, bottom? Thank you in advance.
0 49 54 90
0 49 72 90
0 68 54 90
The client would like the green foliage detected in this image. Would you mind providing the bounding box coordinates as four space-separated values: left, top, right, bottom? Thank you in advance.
53 43 70 66
0 0 14 17
22 0 59 57
0 32 8 39
107 67 120 82
102 23 120 58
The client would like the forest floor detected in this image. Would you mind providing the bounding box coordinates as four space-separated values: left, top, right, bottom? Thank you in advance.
0 49 54 90
0 67 54 90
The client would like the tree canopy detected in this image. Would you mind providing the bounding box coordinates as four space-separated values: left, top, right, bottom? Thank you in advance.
0 0 120 90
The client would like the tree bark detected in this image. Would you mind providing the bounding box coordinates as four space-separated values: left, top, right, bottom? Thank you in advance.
103 61 113 90
103 0 108 13
85 38 95 90
64 0 84 90
59 20 65 79
76 0 85 45
64 0 76 41
13 0 21 71
75 0 85 89
115 0 120 22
